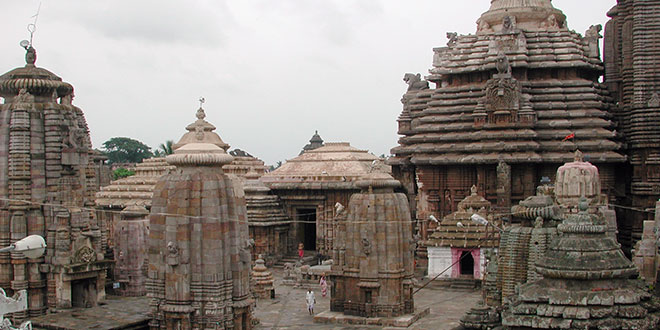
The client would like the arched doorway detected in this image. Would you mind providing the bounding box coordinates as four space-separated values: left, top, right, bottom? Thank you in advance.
460 250 474 276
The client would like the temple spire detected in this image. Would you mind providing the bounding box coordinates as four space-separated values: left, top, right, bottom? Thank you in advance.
478 0 566 33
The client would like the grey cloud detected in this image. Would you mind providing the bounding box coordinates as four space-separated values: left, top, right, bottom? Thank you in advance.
53 0 236 47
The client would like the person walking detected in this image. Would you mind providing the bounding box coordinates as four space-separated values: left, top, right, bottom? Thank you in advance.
306 288 316 315
319 274 328 297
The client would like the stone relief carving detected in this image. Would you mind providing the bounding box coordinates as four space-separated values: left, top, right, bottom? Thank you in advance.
495 52 511 75
13 89 34 104
648 92 660 108
446 32 458 47
361 238 372 255
584 24 603 58
73 246 96 264
501 16 517 33
403 73 429 92
541 14 560 30
166 241 180 266
240 238 254 265
477 20 492 33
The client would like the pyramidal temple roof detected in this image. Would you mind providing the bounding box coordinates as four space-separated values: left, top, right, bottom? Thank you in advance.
390 0 624 166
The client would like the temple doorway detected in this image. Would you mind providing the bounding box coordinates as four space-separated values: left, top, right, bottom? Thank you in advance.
460 250 474 276
71 278 97 308
297 208 317 251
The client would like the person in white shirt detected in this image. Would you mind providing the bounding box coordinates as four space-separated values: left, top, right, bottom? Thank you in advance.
306 288 316 315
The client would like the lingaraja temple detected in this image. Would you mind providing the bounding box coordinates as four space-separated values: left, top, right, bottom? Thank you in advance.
0 45 109 319
390 0 628 269
604 0 660 253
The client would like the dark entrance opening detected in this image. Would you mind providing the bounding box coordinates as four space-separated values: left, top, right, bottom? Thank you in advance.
71 278 97 308
459 250 474 276
298 208 316 251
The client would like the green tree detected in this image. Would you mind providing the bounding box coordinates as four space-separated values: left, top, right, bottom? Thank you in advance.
158 140 174 156
101 137 153 164
112 167 135 180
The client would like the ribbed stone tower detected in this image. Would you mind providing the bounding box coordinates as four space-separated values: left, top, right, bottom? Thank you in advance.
502 161 659 329
146 106 253 330
0 45 108 318
322 171 426 327
604 0 660 254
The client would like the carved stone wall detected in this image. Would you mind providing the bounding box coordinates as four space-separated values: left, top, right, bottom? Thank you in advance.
0 47 108 320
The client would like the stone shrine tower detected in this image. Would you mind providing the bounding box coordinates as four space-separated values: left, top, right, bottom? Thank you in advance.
146 106 252 329
390 0 626 267
502 158 659 329
325 171 422 326
0 45 108 318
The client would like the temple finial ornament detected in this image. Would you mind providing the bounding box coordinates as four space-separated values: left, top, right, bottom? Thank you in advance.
573 149 584 162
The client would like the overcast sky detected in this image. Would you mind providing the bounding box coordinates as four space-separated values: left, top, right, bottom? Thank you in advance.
0 0 617 166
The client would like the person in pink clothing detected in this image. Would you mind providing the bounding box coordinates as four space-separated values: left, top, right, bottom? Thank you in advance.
298 242 304 259
319 274 328 297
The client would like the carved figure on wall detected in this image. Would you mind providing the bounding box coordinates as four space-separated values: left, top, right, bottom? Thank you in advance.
502 16 516 33
477 20 492 33
495 52 511 75
361 238 371 255
585 24 603 39
403 73 429 92
541 14 559 29
240 238 255 265
13 89 33 103
167 241 180 266
446 32 458 47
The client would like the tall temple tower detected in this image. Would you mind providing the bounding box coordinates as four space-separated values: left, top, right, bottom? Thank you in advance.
0 45 108 318
146 106 253 330
604 0 660 250
390 0 626 266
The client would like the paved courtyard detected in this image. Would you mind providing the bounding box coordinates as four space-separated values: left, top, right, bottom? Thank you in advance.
30 268 479 329
254 269 480 330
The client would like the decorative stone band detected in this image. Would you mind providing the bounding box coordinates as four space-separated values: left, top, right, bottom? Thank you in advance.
511 205 560 220
355 172 401 191
534 266 639 280
557 223 607 234
160 304 196 313
357 282 381 288
0 78 73 97
166 153 233 166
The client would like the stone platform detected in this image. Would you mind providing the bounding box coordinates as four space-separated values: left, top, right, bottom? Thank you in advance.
313 308 430 327
31 296 150 330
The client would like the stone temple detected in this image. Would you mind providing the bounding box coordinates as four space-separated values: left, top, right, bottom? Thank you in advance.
390 0 626 271
0 45 109 319
146 107 252 329
321 171 425 326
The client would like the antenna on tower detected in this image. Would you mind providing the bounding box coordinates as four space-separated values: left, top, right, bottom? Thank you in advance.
21 2 41 50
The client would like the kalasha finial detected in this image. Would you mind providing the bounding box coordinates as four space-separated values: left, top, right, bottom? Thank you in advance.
573 149 584 162
470 185 478 195
196 97 206 120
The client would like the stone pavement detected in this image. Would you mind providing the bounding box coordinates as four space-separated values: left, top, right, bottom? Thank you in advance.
28 269 479 330
31 296 150 330
254 269 480 329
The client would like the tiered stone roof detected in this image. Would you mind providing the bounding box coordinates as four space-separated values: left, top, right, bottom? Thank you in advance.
224 149 267 180
391 0 625 166
95 157 174 208
426 186 499 249
262 142 387 190
244 170 290 227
